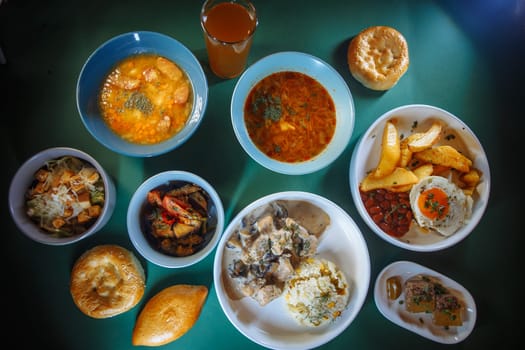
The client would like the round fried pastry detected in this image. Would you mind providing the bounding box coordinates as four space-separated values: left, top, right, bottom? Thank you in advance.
347 26 409 90
70 244 145 318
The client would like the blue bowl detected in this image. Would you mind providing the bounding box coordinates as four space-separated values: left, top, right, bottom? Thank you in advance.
76 31 208 157
127 170 225 268
231 51 355 175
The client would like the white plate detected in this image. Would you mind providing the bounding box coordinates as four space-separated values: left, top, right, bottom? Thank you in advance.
374 260 476 344
213 191 370 350
349 104 491 252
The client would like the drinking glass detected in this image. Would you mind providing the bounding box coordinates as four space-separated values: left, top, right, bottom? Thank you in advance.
200 0 258 78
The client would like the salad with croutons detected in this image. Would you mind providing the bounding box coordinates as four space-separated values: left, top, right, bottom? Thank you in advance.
25 156 105 237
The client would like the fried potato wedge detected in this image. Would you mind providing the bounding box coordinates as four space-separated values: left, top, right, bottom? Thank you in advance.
412 163 434 179
459 169 481 196
385 164 434 192
399 122 443 167
407 122 443 152
460 168 481 187
432 164 451 176
413 145 472 173
373 120 401 178
361 167 418 192
399 138 413 168
385 184 412 193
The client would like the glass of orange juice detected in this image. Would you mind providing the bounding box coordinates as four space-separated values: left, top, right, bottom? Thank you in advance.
200 0 258 79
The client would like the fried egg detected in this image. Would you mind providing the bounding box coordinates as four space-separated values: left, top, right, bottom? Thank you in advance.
409 176 473 236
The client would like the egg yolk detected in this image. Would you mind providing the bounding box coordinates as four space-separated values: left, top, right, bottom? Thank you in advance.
417 187 450 220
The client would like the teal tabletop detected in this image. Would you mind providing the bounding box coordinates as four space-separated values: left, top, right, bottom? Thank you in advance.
1 0 523 349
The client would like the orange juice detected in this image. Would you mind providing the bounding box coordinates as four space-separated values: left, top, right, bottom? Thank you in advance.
201 1 257 78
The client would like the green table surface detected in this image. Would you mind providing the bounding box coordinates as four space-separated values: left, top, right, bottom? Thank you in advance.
1 0 523 349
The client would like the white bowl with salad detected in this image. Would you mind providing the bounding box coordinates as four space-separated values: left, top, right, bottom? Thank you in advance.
8 147 116 245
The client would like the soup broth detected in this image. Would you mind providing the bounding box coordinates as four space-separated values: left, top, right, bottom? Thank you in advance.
99 54 193 145
243 71 336 162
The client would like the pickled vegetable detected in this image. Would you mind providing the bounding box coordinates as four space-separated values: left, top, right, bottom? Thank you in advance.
386 276 402 300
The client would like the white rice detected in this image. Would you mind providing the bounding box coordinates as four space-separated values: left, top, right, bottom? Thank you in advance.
284 257 350 327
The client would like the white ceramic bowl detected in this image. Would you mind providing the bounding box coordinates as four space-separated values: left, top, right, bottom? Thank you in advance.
231 51 355 175
8 147 116 245
77 31 208 157
213 191 370 349
127 170 224 268
349 104 491 252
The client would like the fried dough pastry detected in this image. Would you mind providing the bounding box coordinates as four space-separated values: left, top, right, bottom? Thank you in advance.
348 26 409 90
70 244 145 318
132 284 208 346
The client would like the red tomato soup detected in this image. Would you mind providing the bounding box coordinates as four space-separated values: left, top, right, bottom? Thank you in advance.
243 71 336 162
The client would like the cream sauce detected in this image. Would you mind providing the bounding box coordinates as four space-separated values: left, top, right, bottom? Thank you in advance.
221 200 331 301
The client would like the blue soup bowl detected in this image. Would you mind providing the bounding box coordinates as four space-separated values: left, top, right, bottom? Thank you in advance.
231 51 355 175
77 31 208 157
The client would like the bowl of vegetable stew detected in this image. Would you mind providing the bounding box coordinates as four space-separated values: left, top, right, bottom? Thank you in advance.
127 170 225 268
8 147 116 245
231 51 355 175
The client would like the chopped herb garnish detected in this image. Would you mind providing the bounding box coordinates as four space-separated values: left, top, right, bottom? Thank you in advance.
252 93 282 121
423 192 448 218
433 282 448 295
124 91 153 115
265 102 282 121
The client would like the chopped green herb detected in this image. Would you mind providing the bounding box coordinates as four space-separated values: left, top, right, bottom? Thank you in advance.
423 192 448 218
252 93 282 121
434 282 447 293
124 91 153 115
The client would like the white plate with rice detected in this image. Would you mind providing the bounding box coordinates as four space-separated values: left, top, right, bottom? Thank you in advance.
213 191 371 350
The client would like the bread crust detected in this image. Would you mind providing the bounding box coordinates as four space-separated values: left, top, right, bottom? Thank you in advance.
132 285 208 346
348 26 409 90
70 244 145 319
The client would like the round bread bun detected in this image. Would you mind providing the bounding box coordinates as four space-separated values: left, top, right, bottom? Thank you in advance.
132 285 208 346
70 244 146 319
347 26 409 90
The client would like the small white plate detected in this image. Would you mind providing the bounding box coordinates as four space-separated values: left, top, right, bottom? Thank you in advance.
214 191 370 350
374 260 476 344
